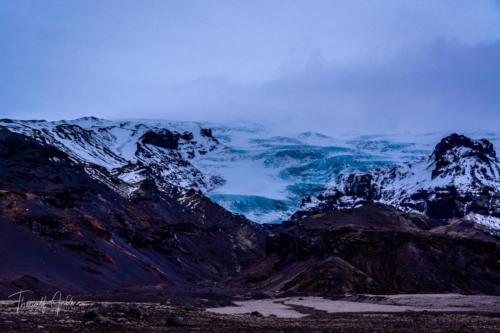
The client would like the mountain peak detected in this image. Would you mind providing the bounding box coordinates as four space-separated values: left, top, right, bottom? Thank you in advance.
432 133 496 179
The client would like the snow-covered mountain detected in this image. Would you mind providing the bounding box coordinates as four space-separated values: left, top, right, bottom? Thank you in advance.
0 117 221 198
2 127 499 298
296 133 500 230
0 117 424 222
2 117 499 226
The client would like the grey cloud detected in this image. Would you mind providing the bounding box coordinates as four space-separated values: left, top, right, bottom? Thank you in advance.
1 1 499 134
139 41 500 134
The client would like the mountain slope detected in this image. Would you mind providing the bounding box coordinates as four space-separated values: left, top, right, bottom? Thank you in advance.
0 129 264 298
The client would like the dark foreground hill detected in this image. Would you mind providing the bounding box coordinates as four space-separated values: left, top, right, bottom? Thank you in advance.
0 129 264 298
234 204 499 295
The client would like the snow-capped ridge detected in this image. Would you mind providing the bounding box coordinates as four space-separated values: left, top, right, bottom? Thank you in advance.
297 133 500 228
0 118 222 198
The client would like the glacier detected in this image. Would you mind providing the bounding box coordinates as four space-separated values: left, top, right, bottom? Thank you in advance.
2 117 499 224
191 125 500 223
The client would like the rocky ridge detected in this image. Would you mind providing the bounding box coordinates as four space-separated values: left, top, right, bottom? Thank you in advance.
0 117 222 199
295 134 500 230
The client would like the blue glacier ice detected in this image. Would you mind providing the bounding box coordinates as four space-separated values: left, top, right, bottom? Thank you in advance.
191 126 500 224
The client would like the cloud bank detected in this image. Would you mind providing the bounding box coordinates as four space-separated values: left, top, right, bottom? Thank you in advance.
1 0 499 134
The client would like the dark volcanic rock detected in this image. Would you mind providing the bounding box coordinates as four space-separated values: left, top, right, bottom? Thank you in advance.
200 128 214 138
140 129 180 149
432 133 496 178
180 131 194 141
343 173 376 199
200 128 219 144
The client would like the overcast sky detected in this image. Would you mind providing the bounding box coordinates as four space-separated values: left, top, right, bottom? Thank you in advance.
1 1 499 134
